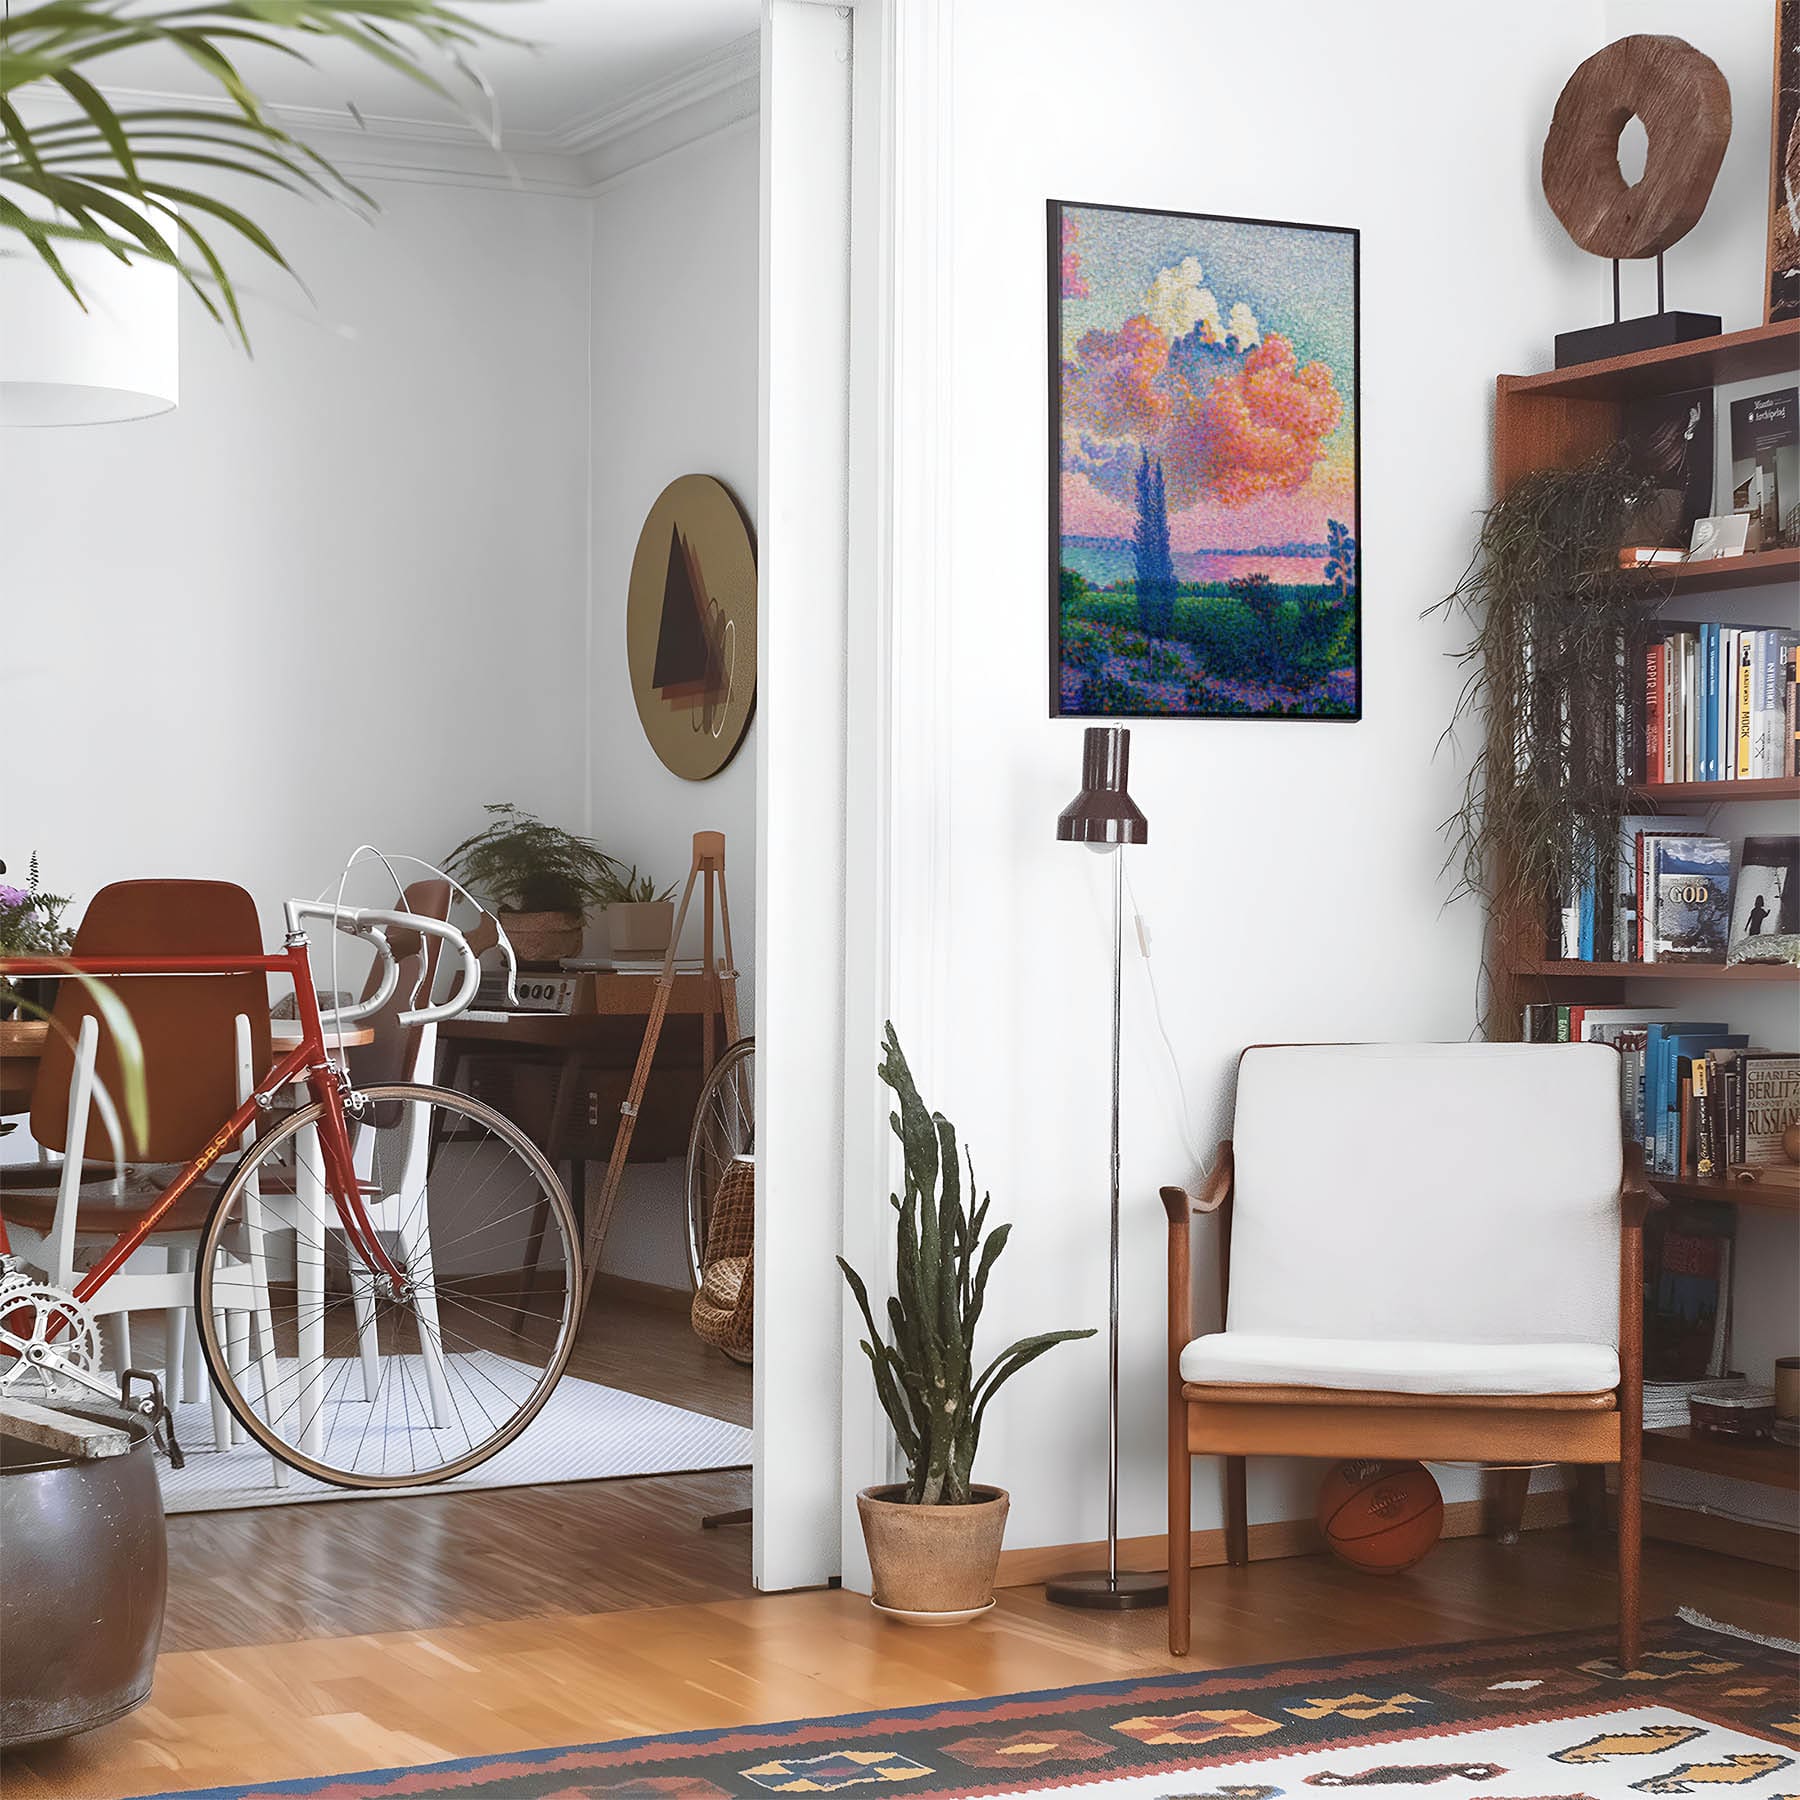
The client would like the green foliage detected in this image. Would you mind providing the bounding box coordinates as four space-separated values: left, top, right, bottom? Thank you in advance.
0 1 513 347
593 863 676 906
0 852 73 956
1059 566 1090 606
445 804 621 914
1427 446 1657 1034
837 1025 1095 1506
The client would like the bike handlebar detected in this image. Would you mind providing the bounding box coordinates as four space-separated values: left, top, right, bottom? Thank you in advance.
282 900 510 1028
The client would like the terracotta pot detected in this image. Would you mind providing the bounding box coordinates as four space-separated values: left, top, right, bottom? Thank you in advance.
605 900 675 959
499 909 585 969
856 1484 1008 1621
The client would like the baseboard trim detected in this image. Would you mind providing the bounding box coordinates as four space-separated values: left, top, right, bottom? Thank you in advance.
1639 1498 1799 1570
590 1272 692 1314
993 1489 1572 1588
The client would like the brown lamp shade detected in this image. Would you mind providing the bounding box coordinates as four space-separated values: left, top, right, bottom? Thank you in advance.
1056 726 1148 846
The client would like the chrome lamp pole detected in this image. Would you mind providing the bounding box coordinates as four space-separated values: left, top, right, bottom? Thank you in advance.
1045 725 1166 1611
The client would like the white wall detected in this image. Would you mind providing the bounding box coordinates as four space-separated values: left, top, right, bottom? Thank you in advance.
586 119 763 1285
2 177 592 923
868 0 1630 1557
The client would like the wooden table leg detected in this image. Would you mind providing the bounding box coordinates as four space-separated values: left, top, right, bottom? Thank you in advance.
514 1051 581 1330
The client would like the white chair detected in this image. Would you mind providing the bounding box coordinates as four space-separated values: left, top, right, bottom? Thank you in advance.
1162 1042 1646 1667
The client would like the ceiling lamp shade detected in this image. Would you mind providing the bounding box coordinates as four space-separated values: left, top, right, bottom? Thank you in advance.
0 216 178 427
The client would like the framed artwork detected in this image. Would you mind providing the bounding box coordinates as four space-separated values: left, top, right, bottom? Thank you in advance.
1049 200 1360 720
626 474 757 780
1769 0 1800 323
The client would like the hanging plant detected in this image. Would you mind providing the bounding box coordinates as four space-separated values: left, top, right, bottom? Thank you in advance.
1428 446 1668 1031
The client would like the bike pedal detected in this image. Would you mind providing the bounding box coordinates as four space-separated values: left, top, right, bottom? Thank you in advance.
121 1367 185 1470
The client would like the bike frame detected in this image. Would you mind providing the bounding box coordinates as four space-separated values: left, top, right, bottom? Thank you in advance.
0 937 406 1299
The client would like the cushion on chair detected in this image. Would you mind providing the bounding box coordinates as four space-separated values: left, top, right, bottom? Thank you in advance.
1179 1331 1620 1396
1226 1044 1624 1350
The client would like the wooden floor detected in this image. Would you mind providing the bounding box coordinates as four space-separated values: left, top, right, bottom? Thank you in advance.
7 1531 1796 1800
160 1285 755 1651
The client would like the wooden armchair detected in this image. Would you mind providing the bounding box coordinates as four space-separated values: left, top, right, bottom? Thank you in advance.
1162 1043 1650 1668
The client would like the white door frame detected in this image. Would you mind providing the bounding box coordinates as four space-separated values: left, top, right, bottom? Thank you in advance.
755 0 954 1593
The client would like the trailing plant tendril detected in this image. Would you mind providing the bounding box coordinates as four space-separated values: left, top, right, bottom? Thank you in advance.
1425 447 1674 1037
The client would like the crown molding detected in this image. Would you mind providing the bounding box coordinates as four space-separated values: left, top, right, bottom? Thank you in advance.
13 32 761 195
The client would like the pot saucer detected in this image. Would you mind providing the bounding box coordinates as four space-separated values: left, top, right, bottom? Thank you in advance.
869 1597 996 1628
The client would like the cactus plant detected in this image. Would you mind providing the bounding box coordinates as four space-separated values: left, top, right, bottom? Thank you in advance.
838 1024 1094 1506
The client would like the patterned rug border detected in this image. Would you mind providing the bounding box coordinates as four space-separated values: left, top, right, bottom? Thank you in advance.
128 1612 1794 1800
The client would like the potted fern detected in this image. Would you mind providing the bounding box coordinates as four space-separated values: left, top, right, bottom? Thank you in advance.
445 805 617 968
595 862 679 960
838 1025 1094 1623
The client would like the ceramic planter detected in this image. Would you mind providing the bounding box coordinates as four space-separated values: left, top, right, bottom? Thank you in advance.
499 909 585 969
605 900 675 959
856 1484 1009 1624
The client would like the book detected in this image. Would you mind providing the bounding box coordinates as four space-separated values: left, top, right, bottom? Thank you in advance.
1624 387 1714 547
1646 836 1732 962
1737 635 1754 777
1693 1054 1716 1177
1739 1052 1800 1165
1728 834 1799 952
1643 1202 1736 1381
1751 629 1800 776
1616 814 1703 962
1730 387 1798 548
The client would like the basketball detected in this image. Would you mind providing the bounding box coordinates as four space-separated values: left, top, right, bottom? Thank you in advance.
1315 1460 1443 1574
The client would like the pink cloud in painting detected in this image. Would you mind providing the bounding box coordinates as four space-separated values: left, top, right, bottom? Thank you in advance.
1182 336 1342 504
1063 318 1341 514
1060 213 1088 299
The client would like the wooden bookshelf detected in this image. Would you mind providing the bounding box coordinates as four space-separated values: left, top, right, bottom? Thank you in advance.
1502 318 1800 403
1627 545 1800 595
1512 959 1800 983
1628 775 1800 804
1648 1174 1800 1215
1643 1426 1800 1491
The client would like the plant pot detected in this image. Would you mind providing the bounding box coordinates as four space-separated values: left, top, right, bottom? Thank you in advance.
856 1484 1008 1623
605 900 675 959
499 909 585 969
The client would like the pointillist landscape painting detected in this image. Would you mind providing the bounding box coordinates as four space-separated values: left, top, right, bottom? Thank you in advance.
1051 202 1360 719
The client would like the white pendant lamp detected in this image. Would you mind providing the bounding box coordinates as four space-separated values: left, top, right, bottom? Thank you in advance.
0 214 178 427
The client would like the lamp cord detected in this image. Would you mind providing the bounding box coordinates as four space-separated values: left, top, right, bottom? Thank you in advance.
1120 859 1210 1176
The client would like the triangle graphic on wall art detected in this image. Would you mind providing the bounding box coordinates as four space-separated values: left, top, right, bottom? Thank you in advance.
652 524 725 707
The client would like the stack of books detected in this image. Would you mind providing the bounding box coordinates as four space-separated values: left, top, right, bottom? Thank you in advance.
1640 624 1800 784
1549 830 1797 967
1521 1004 1800 1181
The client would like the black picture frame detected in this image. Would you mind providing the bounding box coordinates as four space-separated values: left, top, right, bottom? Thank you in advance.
1048 197 1362 722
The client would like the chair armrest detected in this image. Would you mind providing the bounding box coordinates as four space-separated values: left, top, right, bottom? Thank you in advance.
1160 1141 1234 1221
1620 1140 1661 1230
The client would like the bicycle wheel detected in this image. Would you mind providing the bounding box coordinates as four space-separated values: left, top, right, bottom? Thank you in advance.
685 1037 755 1290
195 1082 581 1488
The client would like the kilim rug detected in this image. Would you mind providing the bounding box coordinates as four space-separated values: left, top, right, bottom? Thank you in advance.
132 1612 1797 1800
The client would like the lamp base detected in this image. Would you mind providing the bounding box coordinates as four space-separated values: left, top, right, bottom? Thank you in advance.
1043 1568 1169 1610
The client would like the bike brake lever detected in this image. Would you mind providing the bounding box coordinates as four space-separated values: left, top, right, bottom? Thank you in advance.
122 1367 184 1470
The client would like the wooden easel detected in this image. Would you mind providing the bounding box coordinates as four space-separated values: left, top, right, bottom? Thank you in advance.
580 830 740 1313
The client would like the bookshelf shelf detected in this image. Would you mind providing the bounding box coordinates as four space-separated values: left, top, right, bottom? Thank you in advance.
1648 1174 1800 1215
1512 959 1800 983
1628 546 1800 595
1629 776 1800 804
1642 1425 1800 1491
1500 320 1800 403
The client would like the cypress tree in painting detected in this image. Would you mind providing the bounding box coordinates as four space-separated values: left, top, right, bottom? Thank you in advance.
1133 450 1177 637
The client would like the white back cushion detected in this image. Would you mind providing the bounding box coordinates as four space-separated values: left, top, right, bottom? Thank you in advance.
1227 1044 1622 1348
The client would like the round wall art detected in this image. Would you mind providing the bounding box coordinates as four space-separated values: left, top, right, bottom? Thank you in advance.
625 474 757 782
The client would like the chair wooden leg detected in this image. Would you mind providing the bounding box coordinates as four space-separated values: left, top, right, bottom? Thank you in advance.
1168 1394 1191 1655
1224 1455 1248 1567
1487 1465 1531 1544
1617 1446 1642 1670
1571 1464 1608 1541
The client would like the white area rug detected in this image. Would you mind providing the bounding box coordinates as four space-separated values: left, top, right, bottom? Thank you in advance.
155 1366 751 1513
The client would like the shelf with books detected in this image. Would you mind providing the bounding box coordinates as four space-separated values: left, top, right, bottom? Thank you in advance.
1629 545 1800 595
1630 776 1800 804
1513 959 1800 983
1648 1174 1799 1215
1642 1425 1800 1491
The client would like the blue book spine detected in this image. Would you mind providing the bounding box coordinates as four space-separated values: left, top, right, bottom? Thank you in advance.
1642 1025 1665 1165
1578 872 1595 962
1702 625 1718 782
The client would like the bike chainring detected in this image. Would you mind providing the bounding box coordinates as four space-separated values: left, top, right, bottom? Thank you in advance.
0 1277 104 1398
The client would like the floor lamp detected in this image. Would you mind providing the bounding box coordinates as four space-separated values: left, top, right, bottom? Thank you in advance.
1045 725 1167 1611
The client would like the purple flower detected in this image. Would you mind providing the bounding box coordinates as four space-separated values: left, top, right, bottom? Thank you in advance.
0 885 31 910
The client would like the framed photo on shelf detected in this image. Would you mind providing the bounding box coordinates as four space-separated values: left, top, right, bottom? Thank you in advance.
1049 200 1360 721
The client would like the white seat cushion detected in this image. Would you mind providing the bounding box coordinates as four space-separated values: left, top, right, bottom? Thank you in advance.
1180 1332 1619 1396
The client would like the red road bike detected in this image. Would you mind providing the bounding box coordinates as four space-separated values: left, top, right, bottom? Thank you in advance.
0 900 581 1488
